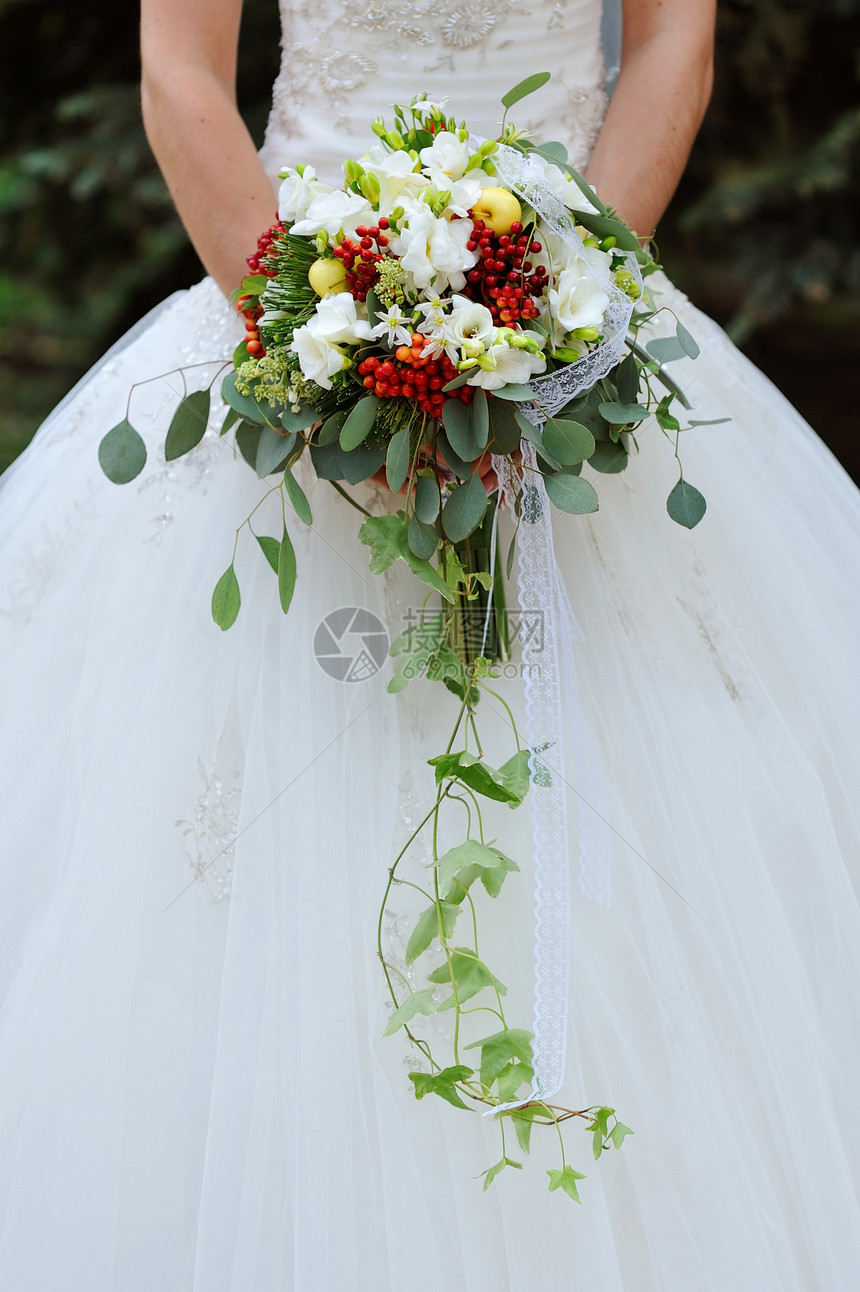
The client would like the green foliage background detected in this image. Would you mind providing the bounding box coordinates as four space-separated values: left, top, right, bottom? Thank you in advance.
1 0 858 477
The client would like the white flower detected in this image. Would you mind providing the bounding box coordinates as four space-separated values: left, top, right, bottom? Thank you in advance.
444 295 496 359
465 331 547 390
391 208 478 293
420 133 472 185
361 147 430 217
548 266 610 338
371 303 413 348
290 293 374 390
291 189 374 238
278 166 332 224
543 162 599 215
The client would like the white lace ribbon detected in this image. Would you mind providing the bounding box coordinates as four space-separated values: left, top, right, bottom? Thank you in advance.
476 141 631 1109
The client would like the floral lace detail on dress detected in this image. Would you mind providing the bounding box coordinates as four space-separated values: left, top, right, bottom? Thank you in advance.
175 758 242 902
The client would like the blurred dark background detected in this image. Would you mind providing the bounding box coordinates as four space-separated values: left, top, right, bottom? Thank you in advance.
1 0 858 477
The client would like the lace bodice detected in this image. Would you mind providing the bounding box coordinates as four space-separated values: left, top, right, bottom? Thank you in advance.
259 0 608 185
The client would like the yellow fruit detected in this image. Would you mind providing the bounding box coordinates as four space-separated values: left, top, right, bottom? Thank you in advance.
308 258 348 296
470 187 522 236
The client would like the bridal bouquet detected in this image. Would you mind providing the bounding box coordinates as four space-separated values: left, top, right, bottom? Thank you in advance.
99 74 718 1204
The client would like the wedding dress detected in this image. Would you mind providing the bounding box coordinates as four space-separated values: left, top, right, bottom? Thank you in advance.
2 1 859 1288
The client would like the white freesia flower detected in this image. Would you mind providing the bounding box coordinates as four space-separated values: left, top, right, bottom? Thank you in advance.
465 331 547 390
391 208 478 293
291 189 374 238
543 162 599 215
361 147 430 217
444 295 496 359
290 294 374 390
371 303 413 348
548 266 610 338
420 134 471 185
278 166 332 224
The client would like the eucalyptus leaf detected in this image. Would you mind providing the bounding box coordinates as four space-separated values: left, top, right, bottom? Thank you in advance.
407 513 438 561
542 417 595 465
221 371 266 426
415 472 441 523
280 403 321 433
310 439 385 483
386 426 411 493
98 419 146 484
255 534 280 574
318 411 346 445
211 564 240 630
340 394 380 450
236 421 263 468
615 351 641 404
588 439 628 474
598 400 651 425
443 397 486 462
492 384 536 401
676 319 700 359
646 336 688 365
441 472 489 542
488 398 523 454
437 430 471 480
666 478 707 528
283 464 312 525
255 425 296 477
571 208 640 252
501 71 551 109
219 405 240 437
277 525 297 613
544 472 599 514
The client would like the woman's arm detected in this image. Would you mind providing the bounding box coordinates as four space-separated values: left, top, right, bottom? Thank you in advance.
140 0 277 295
586 0 716 236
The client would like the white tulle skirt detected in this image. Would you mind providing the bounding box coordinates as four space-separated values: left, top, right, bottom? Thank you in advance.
1 276 859 1291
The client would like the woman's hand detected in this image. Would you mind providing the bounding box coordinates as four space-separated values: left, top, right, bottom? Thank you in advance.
141 0 278 296
586 0 716 237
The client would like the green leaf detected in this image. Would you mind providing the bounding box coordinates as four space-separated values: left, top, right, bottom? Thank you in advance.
415 472 441 522
358 514 454 602
666 478 707 528
497 748 532 803
405 901 460 965
506 528 517 578
542 417 595 465
491 384 536 401
676 319 700 359
427 948 507 1007
442 371 469 392
497 1062 534 1104
656 407 681 432
382 987 437 1037
544 472 599 515
279 403 321 433
236 421 263 468
646 336 688 365
536 139 567 164
317 411 346 445
571 208 640 252
609 1121 634 1150
488 398 523 454
277 525 297 613
529 147 607 215
255 425 297 476
615 351 641 404
221 371 266 426
407 513 438 561
501 71 551 109
509 1103 543 1153
98 419 146 484
441 473 489 543
339 394 380 450
310 439 386 483
436 838 519 899
427 750 525 804
482 1157 522 1191
283 463 312 524
211 564 240 630
688 417 731 428
409 1065 473 1110
598 400 651 425
388 612 447 694
588 439 628 474
442 397 487 462
219 405 240 437
471 387 489 448
436 430 471 479
386 426 411 493
255 534 280 574
464 1028 534 1088
547 1165 587 1203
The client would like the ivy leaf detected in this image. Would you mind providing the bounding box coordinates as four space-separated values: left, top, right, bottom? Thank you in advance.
544 472 599 515
98 419 146 484
441 472 489 543
221 371 266 425
498 748 532 801
676 319 700 359
358 514 454 603
405 901 460 964
508 1102 543 1154
278 525 297 614
339 394 380 450
255 425 296 477
386 426 411 493
501 71 551 109
283 463 313 525
481 1156 522 1191
609 1121 634 1150
408 1065 473 1110
547 1165 587 1203
428 948 507 1007
211 564 240 630
382 987 438 1037
255 534 280 574
464 1028 534 1088
388 612 446 694
427 750 525 804
436 838 519 898
497 1062 534 1104
542 417 595 466
666 478 707 528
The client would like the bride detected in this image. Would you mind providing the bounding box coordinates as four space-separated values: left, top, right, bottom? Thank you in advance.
2 0 859 1287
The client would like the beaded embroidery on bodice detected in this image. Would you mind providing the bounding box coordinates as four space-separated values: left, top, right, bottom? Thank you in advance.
261 0 609 184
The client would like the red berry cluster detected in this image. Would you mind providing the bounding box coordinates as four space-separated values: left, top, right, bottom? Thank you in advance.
333 220 390 301
358 334 475 419
462 219 548 325
246 218 286 277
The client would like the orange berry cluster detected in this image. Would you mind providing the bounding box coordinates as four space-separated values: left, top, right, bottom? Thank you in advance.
235 300 265 357
358 333 475 419
246 217 286 277
462 218 547 325
333 221 390 302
